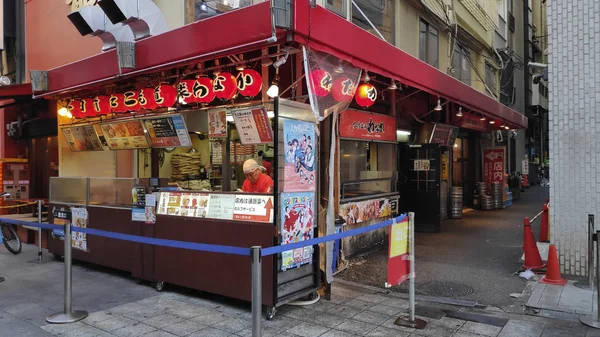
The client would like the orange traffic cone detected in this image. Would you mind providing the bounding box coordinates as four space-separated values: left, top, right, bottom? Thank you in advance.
523 220 546 270
540 244 567 285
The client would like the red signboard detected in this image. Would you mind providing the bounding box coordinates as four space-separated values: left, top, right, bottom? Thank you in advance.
339 110 396 141
483 147 506 184
459 114 487 132
387 217 411 287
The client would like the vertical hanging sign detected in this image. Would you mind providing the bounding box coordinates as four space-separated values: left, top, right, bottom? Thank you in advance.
483 147 506 184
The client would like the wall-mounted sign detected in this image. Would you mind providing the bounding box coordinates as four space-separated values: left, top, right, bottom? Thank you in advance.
459 114 487 132
61 125 104 152
143 114 192 148
441 153 449 181
100 120 150 150
340 196 399 225
339 110 396 142
483 147 506 184
232 106 274 145
413 159 431 171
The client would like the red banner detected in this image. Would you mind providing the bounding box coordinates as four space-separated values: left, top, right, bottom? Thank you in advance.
387 217 410 287
339 110 396 141
483 147 506 184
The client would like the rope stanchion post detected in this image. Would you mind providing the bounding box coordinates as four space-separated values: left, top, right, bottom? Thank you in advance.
46 219 88 324
576 214 596 290
37 200 43 261
580 228 600 328
251 246 262 337
393 212 426 329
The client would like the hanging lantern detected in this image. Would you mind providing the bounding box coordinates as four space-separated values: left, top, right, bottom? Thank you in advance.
194 77 215 104
123 90 140 112
92 95 111 115
154 84 177 108
68 99 83 118
331 76 355 102
309 69 333 97
178 79 198 104
213 72 237 100
82 98 96 117
110 93 127 113
138 88 158 111
236 69 262 97
355 83 377 108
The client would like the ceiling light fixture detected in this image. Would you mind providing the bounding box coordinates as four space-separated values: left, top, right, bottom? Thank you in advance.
434 97 442 111
388 80 397 90
456 107 463 117
361 70 370 82
267 75 279 98
489 120 495 124
333 60 344 74
480 114 486 121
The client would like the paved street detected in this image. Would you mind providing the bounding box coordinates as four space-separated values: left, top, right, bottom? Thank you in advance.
3 218 600 337
337 185 550 310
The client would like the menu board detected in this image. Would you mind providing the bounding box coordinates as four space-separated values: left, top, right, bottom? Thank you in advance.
232 106 274 145
157 192 273 223
429 123 459 146
143 114 192 148
100 120 150 150
61 125 104 152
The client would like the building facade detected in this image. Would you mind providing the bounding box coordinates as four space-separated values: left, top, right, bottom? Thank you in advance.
548 0 597 276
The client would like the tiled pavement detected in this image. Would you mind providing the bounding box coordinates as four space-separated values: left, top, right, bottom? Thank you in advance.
3 245 600 336
526 280 596 315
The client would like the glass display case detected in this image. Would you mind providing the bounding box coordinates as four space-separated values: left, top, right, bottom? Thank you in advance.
50 177 138 209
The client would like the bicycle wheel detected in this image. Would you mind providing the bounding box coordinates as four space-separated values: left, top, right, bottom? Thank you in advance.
2 223 22 255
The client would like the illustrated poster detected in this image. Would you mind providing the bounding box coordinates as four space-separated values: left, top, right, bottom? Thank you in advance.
283 119 316 192
340 197 398 225
208 109 227 138
71 207 88 252
280 192 315 271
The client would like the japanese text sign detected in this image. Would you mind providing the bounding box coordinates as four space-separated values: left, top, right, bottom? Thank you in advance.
483 147 506 184
232 106 273 145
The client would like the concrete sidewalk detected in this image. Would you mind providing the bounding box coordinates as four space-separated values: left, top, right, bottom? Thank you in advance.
2 244 600 336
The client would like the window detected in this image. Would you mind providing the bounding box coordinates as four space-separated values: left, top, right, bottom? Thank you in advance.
340 140 396 199
419 19 439 67
326 0 345 17
352 0 395 43
485 62 497 94
186 0 253 23
451 45 471 85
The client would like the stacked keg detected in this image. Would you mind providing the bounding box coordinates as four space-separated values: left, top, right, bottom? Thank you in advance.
450 186 463 219
478 182 494 210
491 182 504 209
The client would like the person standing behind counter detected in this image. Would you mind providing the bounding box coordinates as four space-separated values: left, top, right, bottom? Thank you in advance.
241 159 274 193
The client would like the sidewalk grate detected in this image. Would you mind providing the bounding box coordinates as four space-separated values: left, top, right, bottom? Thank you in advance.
417 281 475 298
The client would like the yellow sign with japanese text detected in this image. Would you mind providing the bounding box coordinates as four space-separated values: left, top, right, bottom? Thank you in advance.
389 219 409 258
441 153 448 181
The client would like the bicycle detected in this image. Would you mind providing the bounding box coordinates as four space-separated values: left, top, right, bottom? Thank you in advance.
0 192 22 255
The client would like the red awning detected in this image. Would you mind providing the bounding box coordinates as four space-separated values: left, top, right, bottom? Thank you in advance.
39 2 277 97
292 0 527 129
0 83 32 98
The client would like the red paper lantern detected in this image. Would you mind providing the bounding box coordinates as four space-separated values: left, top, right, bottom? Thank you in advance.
138 88 158 111
93 95 111 115
123 90 140 112
194 77 215 104
110 93 127 113
68 99 83 118
331 76 355 102
236 69 262 97
355 83 377 108
213 72 237 100
309 69 333 97
81 98 96 117
178 79 198 104
154 84 177 107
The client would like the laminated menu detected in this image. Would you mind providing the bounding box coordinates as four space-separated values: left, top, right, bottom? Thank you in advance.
100 120 150 150
61 125 104 152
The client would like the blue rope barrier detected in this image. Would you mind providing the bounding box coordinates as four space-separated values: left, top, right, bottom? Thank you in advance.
0 213 408 258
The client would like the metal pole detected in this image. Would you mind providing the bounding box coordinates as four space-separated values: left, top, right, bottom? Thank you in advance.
37 200 43 262
46 218 88 324
251 246 262 337
580 228 600 328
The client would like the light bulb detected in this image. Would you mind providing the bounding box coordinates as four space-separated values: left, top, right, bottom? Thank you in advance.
66 111 73 119
489 120 495 124
267 84 279 98
456 107 463 117
58 107 69 117
480 115 486 121
434 98 442 111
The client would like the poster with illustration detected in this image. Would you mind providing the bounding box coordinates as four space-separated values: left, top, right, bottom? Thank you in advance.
71 207 88 252
283 119 316 192
280 192 315 270
208 109 227 138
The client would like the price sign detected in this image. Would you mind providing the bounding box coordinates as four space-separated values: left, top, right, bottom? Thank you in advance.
53 209 72 221
232 106 273 145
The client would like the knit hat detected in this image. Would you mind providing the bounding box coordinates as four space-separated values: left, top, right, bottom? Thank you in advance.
243 159 266 174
